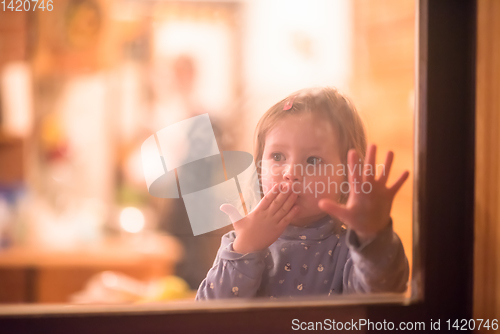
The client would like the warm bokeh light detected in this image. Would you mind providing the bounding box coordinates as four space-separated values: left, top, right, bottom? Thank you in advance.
119 207 145 233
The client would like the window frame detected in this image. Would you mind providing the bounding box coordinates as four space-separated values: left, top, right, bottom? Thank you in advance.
0 0 476 332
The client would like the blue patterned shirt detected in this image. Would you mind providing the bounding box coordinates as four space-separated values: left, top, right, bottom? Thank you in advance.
196 215 409 300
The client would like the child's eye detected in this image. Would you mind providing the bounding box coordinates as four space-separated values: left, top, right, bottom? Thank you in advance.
307 156 322 165
272 153 283 161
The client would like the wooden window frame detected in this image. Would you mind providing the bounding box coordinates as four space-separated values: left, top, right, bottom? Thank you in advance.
0 0 476 332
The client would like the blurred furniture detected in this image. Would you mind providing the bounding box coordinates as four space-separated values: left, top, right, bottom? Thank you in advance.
0 133 24 185
0 235 182 303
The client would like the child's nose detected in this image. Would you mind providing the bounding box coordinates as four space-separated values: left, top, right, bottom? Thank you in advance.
282 164 301 182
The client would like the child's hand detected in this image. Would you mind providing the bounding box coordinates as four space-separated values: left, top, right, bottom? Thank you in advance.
318 144 409 244
220 183 299 254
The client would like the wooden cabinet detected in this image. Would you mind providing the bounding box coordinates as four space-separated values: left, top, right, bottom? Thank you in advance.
0 235 182 303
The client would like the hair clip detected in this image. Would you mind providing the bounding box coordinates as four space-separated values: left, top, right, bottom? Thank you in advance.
283 95 296 110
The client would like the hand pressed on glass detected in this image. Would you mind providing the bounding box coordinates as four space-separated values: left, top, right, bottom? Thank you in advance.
220 183 299 254
318 144 409 244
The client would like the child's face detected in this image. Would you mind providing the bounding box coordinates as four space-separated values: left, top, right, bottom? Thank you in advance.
261 112 345 226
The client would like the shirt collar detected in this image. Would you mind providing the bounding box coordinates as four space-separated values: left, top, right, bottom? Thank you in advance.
279 215 345 241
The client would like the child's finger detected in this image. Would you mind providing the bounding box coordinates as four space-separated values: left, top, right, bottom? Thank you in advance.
318 198 350 223
220 203 246 230
268 184 292 216
258 183 280 210
273 192 298 222
277 205 299 229
220 203 244 223
388 171 410 196
363 144 376 183
378 151 394 185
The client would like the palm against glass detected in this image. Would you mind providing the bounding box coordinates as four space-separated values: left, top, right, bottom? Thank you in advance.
318 144 409 243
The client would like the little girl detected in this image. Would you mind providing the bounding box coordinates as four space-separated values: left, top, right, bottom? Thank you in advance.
196 87 409 300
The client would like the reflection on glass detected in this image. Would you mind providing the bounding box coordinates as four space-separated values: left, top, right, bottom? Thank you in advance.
0 0 414 306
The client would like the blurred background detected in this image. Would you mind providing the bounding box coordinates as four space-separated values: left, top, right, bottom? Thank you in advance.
0 0 414 304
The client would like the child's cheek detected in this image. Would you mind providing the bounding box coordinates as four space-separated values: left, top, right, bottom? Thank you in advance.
261 176 273 195
260 160 281 194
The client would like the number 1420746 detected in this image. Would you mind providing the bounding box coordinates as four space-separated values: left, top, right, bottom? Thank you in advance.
2 0 53 11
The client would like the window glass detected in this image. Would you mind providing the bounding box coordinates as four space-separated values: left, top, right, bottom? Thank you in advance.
0 0 414 308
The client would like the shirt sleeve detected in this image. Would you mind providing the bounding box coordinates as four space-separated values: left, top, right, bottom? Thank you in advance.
195 230 269 300
342 219 409 294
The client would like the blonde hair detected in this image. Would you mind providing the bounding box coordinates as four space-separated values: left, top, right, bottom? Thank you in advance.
253 87 367 203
